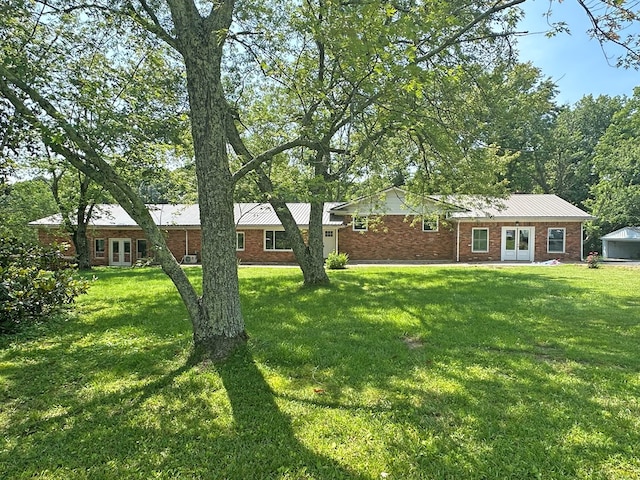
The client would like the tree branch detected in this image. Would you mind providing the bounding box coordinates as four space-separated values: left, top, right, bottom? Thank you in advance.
576 0 640 66
414 0 527 64
126 0 178 50
226 115 316 182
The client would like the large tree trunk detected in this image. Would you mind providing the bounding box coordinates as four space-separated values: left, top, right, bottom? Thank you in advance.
305 200 330 285
1 1 246 361
254 167 330 285
169 0 247 358
72 223 91 270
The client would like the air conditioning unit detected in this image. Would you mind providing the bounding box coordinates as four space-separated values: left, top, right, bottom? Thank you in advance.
182 255 198 264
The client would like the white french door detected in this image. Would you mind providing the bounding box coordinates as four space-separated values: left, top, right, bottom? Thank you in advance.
501 227 534 261
109 238 132 266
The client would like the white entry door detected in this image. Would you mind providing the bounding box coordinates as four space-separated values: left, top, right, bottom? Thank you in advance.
501 227 534 261
110 238 132 266
323 230 337 258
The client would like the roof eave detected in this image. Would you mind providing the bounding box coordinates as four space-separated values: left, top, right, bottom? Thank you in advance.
454 216 594 222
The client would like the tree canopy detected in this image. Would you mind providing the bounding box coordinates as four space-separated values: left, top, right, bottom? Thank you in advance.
2 0 640 359
588 87 640 236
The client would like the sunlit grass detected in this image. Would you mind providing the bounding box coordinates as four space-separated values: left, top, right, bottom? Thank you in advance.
1 264 639 479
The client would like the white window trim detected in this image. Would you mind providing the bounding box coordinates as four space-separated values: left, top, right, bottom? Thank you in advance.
264 229 293 251
352 216 368 232
422 217 439 232
236 231 245 251
94 238 105 258
472 228 489 253
136 239 148 259
547 227 566 254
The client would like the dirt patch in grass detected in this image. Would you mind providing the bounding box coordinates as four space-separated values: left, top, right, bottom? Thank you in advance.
402 336 424 349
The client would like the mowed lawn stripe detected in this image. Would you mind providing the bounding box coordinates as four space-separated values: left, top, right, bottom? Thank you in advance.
1 265 638 479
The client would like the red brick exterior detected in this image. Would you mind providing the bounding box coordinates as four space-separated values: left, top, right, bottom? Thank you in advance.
36 218 584 265
337 215 455 261
37 228 202 266
236 229 297 264
456 221 584 262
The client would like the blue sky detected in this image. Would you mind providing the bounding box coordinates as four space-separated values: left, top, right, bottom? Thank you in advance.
517 0 639 105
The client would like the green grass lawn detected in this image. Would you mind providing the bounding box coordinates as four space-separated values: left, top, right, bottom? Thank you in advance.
1 264 639 479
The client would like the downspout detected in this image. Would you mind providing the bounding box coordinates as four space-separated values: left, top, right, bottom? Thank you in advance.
185 229 189 257
456 221 460 263
580 222 584 262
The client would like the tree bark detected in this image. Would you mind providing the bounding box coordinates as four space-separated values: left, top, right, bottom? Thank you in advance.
168 0 247 357
255 167 330 286
73 222 91 270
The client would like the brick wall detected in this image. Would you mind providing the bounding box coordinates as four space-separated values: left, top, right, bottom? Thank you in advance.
236 229 297 263
457 221 584 262
38 229 76 256
36 227 200 266
37 219 585 266
337 215 455 261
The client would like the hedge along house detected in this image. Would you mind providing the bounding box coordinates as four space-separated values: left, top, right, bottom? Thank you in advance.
31 187 593 266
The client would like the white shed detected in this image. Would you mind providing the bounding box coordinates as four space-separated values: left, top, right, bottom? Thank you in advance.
601 227 640 260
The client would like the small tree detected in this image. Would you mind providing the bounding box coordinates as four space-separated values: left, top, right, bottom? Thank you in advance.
0 231 91 333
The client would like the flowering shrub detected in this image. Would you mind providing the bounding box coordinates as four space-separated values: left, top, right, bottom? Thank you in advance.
0 234 91 333
586 251 600 269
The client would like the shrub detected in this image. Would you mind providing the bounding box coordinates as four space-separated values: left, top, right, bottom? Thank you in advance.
0 234 91 333
325 251 349 269
586 251 600 269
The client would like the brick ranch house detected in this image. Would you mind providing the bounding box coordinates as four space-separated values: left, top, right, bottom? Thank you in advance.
31 187 593 266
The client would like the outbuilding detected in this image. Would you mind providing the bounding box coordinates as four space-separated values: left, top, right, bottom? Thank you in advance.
601 227 640 260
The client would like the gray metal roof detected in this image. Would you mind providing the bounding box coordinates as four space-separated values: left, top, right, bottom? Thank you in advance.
30 194 592 228
235 203 344 227
31 203 345 228
447 194 593 221
601 226 640 240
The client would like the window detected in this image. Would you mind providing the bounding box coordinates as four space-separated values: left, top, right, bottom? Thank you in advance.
136 239 148 259
352 216 368 231
548 228 565 253
94 239 105 258
472 228 489 252
265 230 291 251
422 216 439 232
236 231 245 251
324 230 334 238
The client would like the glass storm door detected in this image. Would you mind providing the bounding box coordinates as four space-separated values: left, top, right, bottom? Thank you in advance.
110 238 132 266
501 227 533 261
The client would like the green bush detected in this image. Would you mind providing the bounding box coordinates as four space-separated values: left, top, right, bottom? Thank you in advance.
325 251 349 269
0 234 91 333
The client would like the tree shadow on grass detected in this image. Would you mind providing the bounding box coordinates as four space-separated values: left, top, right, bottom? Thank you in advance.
237 266 640 477
214 345 368 479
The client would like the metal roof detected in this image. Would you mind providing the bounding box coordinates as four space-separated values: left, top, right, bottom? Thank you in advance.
447 194 593 221
601 226 640 240
30 194 592 228
235 203 344 227
31 203 345 228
